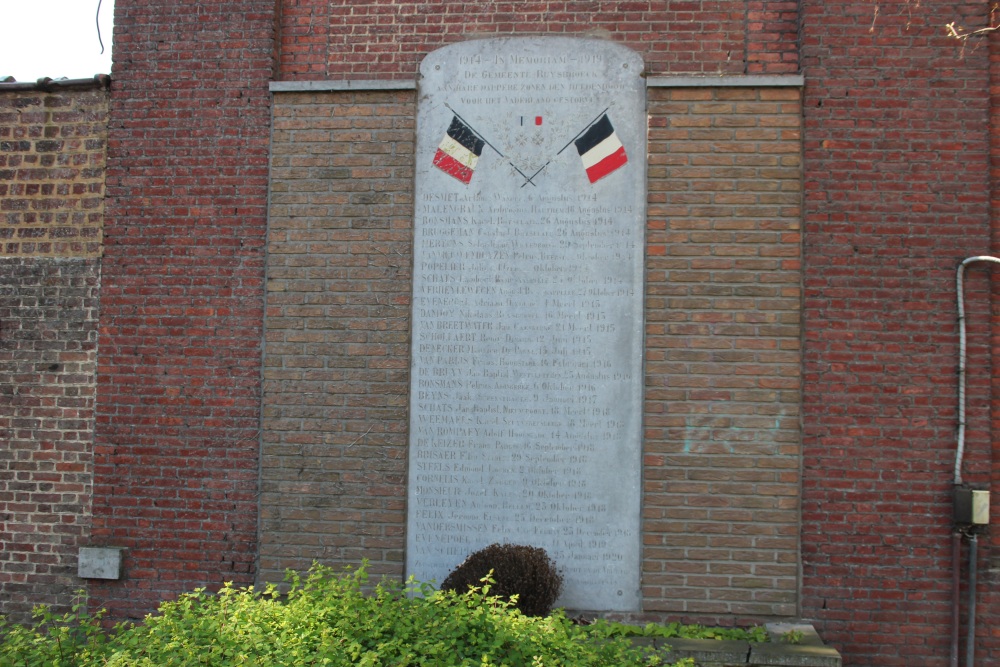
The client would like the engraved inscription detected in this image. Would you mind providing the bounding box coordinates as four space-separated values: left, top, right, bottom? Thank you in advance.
408 37 646 611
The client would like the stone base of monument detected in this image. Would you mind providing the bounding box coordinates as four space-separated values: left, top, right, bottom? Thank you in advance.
629 623 841 667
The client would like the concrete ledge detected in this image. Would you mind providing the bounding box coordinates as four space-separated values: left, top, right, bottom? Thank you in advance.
269 74 804 93
270 80 416 92
645 74 804 88
659 638 751 665
626 624 841 667
0 74 111 92
765 623 826 647
749 643 842 667
751 624 841 667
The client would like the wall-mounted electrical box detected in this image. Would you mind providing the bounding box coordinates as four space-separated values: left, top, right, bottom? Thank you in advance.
954 488 990 526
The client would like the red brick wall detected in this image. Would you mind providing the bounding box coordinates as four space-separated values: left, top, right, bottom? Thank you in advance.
800 0 996 664
989 23 1000 667
98 0 807 623
90 0 276 618
278 0 798 79
84 0 1000 664
0 83 107 623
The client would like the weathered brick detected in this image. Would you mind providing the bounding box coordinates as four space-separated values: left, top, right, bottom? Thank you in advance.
259 90 415 583
644 87 802 617
801 1 996 664
87 0 275 621
0 89 107 259
0 258 99 623
278 0 792 79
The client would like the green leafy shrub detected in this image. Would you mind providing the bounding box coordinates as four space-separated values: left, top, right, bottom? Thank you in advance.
440 543 563 617
0 593 109 667
0 563 688 667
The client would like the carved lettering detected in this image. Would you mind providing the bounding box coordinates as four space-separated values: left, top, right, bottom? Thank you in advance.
407 37 645 612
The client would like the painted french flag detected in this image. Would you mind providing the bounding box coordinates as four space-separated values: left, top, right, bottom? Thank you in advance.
575 114 628 184
432 116 485 185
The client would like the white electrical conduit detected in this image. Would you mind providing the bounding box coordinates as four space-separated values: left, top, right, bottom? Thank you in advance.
954 255 1000 485
953 255 999 667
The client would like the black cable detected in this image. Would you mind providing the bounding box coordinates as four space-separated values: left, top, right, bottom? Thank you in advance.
96 0 104 55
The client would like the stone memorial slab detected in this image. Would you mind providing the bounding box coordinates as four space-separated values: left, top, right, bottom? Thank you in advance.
406 37 646 611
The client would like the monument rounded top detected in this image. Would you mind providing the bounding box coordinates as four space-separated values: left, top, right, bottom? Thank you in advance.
419 36 644 80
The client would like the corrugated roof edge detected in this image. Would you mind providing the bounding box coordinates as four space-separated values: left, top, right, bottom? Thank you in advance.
0 74 111 92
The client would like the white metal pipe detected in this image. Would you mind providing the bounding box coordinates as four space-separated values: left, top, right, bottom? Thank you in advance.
955 256 1000 485
953 256 998 667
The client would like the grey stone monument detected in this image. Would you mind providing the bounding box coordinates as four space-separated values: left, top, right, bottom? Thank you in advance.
407 36 646 611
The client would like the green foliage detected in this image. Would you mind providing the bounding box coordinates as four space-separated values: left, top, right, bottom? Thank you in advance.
780 629 804 644
585 619 769 643
0 591 110 667
0 564 690 667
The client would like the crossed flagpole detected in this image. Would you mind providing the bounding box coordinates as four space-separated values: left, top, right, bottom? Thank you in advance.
437 104 619 187
518 107 610 188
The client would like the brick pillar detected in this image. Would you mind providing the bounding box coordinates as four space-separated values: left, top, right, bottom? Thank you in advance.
91 0 275 619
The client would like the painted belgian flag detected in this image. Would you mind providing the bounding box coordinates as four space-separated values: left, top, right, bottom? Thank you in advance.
574 114 628 184
432 116 485 185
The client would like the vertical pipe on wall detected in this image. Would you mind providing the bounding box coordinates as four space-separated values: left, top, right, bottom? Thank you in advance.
954 256 998 667
951 531 961 667
955 256 1000 486
966 533 978 667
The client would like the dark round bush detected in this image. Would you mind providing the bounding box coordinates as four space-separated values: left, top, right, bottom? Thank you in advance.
440 543 563 617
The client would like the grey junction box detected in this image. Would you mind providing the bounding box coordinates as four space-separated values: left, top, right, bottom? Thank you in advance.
954 488 990 526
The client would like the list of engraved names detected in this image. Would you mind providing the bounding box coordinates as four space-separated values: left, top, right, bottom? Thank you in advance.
408 38 645 611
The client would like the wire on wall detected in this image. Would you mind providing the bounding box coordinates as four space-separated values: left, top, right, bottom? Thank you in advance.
96 0 104 54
